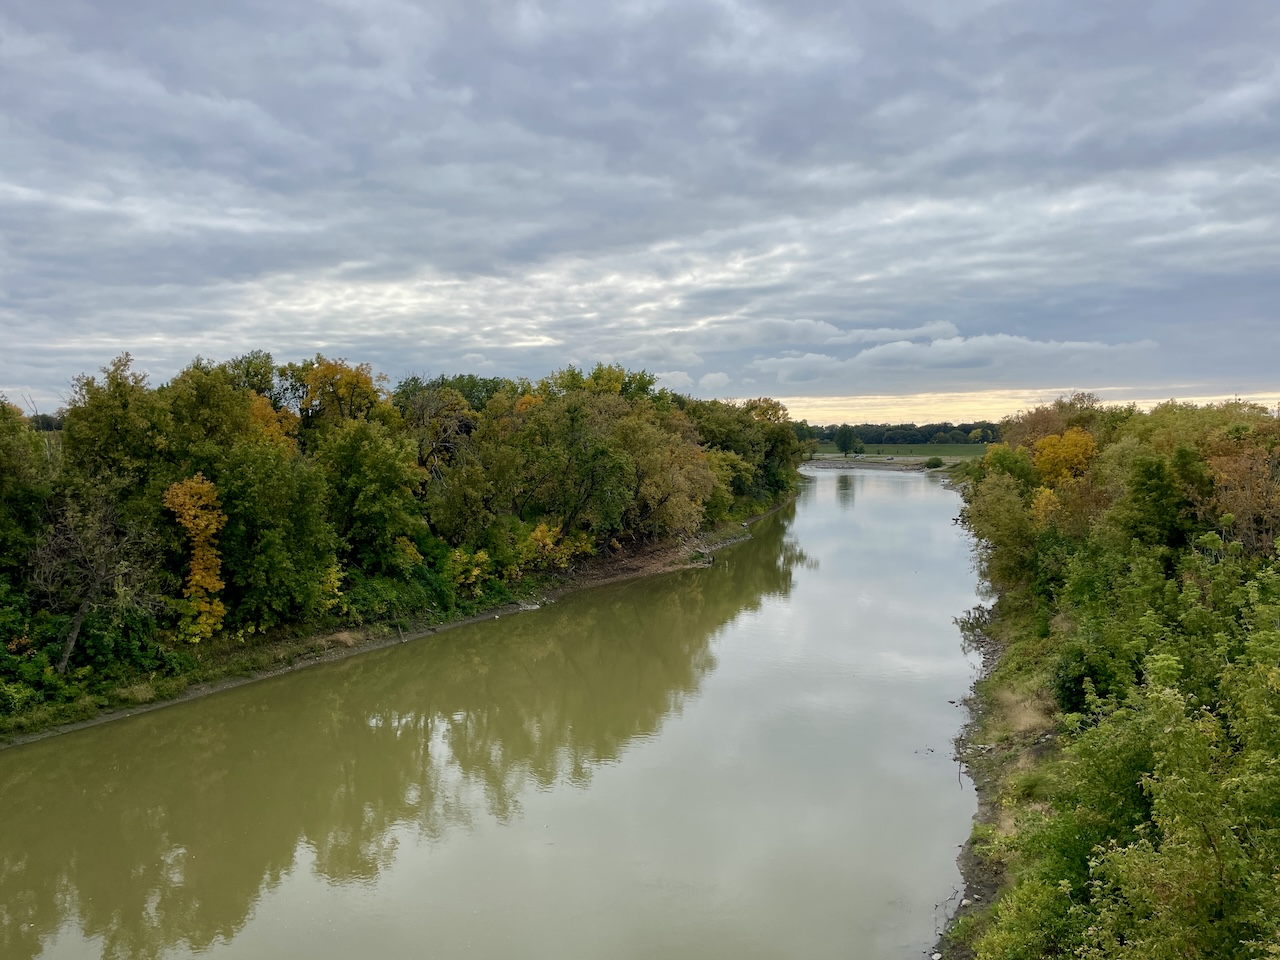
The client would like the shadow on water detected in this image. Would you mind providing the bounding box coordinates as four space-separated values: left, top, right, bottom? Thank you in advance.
0 504 806 960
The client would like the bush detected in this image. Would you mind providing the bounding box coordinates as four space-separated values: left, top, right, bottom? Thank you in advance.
0 680 38 714
342 570 440 623
1050 642 1119 713
925 456 944 469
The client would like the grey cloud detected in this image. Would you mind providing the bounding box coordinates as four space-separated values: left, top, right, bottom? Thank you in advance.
825 321 959 344
849 334 1143 369
1 0 1278 410
749 334 1157 389
655 370 695 391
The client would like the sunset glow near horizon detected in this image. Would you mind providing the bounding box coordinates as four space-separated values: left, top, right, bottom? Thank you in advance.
777 390 1280 427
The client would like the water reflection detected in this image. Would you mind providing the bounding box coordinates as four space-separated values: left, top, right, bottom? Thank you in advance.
835 472 856 509
0 507 805 960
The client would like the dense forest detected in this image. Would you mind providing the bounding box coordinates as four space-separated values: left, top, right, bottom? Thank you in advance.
0 353 802 731
955 393 1280 958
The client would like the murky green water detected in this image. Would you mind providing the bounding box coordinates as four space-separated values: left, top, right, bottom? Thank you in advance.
1 469 980 960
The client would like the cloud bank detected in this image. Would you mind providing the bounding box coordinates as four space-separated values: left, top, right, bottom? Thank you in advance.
2 0 1277 415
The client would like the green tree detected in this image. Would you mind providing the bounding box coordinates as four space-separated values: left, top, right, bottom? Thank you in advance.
315 419 428 576
518 393 635 533
219 350 278 400
216 442 338 630
685 398 802 501
425 459 495 546
1111 455 1196 549
834 424 860 457
980 442 1040 491
0 401 53 582
61 355 170 497
161 363 259 476
961 472 1038 593
31 492 161 674
615 407 713 537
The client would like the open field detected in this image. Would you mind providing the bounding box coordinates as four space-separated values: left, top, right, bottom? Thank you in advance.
813 442 988 458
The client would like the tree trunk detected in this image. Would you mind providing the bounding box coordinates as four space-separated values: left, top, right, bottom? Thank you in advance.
56 598 93 675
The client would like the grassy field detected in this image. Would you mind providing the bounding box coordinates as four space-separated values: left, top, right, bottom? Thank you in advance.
813 441 988 458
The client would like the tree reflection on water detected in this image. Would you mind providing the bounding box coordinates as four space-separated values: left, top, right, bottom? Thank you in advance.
0 506 807 960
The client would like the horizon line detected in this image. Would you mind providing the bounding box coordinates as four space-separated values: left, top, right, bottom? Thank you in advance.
770 387 1280 425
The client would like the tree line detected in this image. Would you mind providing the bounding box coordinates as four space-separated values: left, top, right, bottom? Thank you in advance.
955 393 1280 958
792 419 1001 446
0 353 803 726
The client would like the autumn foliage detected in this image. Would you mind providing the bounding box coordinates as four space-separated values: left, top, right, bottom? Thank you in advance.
163 473 227 643
1032 426 1098 486
0 355 803 720
956 395 1280 959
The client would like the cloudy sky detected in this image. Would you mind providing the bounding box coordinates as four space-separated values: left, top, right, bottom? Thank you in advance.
2 0 1277 421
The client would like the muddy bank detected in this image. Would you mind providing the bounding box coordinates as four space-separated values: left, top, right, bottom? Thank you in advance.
0 512 775 751
932 614 1005 960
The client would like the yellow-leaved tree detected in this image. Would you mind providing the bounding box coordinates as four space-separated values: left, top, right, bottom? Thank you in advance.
1033 426 1098 487
247 391 299 448
163 473 227 642
302 356 391 424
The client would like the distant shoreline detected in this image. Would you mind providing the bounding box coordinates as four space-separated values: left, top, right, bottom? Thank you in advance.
802 458 933 472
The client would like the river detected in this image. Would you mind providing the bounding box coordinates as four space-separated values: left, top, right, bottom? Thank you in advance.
0 468 980 960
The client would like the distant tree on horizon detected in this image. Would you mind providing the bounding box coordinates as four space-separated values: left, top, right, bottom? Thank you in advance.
834 424 862 457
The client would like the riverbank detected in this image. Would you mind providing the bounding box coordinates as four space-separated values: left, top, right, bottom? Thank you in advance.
933 399 1280 958
803 457 934 471
0 510 778 751
931 606 1054 959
